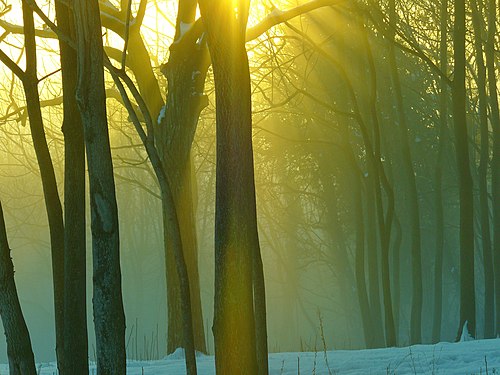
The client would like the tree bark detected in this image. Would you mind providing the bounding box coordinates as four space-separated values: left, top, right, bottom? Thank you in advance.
54 0 89 371
21 1 65 369
100 0 208 353
198 1 268 373
73 0 126 372
0 202 37 375
452 0 476 340
105 59 198 374
159 14 210 353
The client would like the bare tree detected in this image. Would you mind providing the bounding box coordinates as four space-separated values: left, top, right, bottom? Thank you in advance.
73 0 126 371
452 0 476 339
0 201 36 375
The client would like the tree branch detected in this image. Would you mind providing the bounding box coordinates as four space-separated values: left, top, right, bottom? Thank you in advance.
0 19 56 38
0 48 24 80
246 0 345 42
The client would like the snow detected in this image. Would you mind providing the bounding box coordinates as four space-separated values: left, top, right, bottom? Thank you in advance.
7 338 500 374
459 321 474 342
179 22 193 39
157 105 166 125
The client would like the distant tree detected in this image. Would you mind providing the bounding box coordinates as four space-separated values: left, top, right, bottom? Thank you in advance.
485 0 500 338
432 0 449 344
387 0 423 345
470 0 494 339
452 0 476 339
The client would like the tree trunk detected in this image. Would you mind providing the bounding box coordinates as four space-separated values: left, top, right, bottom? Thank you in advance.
73 0 126 372
387 0 422 345
470 0 495 339
0 202 37 375
198 1 268 373
54 0 89 371
99 1 207 353
349 151 375 348
432 0 449 344
392 215 402 339
105 56 198 374
360 19 396 347
164 159 206 355
485 0 500 338
365 179 385 347
21 1 65 369
452 0 476 340
159 21 210 353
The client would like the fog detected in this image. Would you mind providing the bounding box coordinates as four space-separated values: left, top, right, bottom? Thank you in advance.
0 0 496 366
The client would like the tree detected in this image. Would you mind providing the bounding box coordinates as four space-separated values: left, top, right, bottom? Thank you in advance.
198 0 266 373
485 0 500 337
73 0 126 371
432 0 449 344
0 1 65 370
470 0 494 339
387 0 423 345
452 0 476 339
54 0 89 370
98 0 208 353
0 201 36 375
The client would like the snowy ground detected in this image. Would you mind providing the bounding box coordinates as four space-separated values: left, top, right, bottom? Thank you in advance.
6 338 500 374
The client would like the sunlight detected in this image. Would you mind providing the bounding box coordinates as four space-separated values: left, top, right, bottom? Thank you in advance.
0 0 498 372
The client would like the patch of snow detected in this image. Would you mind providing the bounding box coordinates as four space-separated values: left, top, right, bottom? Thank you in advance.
5 338 500 374
460 321 474 342
179 21 193 38
157 105 166 125
191 70 201 81
269 7 284 18
162 348 207 360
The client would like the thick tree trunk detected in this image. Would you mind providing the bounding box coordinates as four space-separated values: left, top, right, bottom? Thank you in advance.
0 202 37 375
105 57 198 374
54 0 89 371
159 26 210 354
432 0 448 344
21 1 65 369
73 0 126 372
198 1 268 373
99 2 207 353
452 0 476 340
470 0 495 339
165 159 206 355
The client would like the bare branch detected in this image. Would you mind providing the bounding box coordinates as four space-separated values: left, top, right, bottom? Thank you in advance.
0 19 55 38
122 0 133 68
24 0 76 48
133 0 147 30
246 0 345 42
0 48 24 80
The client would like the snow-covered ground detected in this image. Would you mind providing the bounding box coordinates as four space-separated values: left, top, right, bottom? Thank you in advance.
7 338 500 374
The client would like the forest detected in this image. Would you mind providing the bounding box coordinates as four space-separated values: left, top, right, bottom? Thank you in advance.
0 0 499 374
